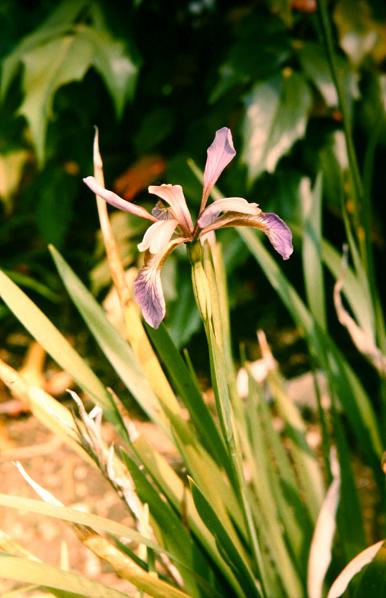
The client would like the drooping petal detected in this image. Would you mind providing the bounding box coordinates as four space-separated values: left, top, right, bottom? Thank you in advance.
137 219 178 254
199 211 293 260
201 127 236 211
257 212 293 260
198 197 261 228
134 239 185 328
84 176 157 222
148 184 193 234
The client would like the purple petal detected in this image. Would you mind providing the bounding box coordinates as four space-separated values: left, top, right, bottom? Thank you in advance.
199 211 293 260
201 128 236 210
258 212 293 260
148 184 193 234
134 260 165 329
84 177 156 222
134 239 184 328
198 197 260 228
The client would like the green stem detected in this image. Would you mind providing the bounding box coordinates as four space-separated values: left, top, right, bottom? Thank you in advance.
187 241 269 597
318 0 363 225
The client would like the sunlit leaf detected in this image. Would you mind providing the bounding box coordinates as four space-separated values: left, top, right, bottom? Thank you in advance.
0 494 174 558
301 175 326 330
0 556 129 598
327 540 385 598
79 25 140 118
307 460 340 598
265 0 292 26
0 0 88 100
333 0 386 66
49 246 163 427
0 150 29 212
19 33 94 164
238 228 382 460
297 42 359 107
0 270 118 423
241 70 312 184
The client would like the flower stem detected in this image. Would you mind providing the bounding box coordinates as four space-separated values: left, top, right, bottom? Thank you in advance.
188 240 269 596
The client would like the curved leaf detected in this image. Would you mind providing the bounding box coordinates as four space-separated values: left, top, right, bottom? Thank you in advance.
0 556 129 598
19 33 93 164
0 269 119 425
49 246 163 427
79 26 139 118
327 540 385 598
241 71 311 184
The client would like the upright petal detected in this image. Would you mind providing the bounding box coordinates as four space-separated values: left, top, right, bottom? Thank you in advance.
199 211 293 260
198 197 260 228
134 239 185 328
84 177 157 222
201 127 236 211
148 184 193 234
137 219 178 254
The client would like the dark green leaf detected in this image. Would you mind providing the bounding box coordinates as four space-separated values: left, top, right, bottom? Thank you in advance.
211 17 290 102
190 479 261 598
146 322 229 469
121 450 211 598
167 273 200 347
35 168 77 247
134 108 174 153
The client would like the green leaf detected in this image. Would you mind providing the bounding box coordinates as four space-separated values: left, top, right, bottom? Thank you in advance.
133 107 174 152
242 380 305 595
0 494 166 555
3 269 60 302
131 435 243 597
246 375 312 577
121 450 208 598
297 42 359 107
238 228 383 460
190 479 261 598
210 16 290 102
265 0 292 26
266 368 325 521
146 322 229 469
49 246 163 427
321 238 374 340
79 26 139 118
35 168 77 247
327 540 385 598
301 175 326 330
0 556 129 598
0 269 118 424
19 32 94 164
0 0 88 100
333 0 386 66
241 71 312 184
167 277 201 347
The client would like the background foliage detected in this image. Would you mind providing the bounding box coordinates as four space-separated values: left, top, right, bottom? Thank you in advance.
1 0 386 596
1 0 386 350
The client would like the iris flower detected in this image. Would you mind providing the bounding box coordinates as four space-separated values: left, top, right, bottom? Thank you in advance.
84 127 293 329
